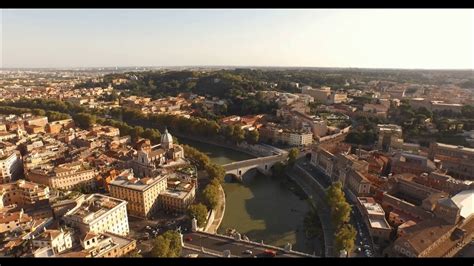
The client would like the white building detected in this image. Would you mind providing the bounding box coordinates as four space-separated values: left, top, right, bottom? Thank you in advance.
32 228 73 255
287 131 313 146
63 194 129 236
0 150 22 184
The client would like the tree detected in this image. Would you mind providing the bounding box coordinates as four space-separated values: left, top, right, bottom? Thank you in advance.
272 161 286 178
150 235 170 257
73 113 96 129
327 182 345 209
124 250 143 257
205 164 225 182
130 126 145 142
245 129 259 144
150 230 182 257
335 224 357 255
202 182 220 209
288 148 299 165
331 201 352 229
32 108 46 116
327 181 352 229
221 124 234 139
232 125 245 144
142 128 161 144
188 203 208 228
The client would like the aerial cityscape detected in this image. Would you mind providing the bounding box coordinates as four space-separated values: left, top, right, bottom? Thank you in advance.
0 8 473 259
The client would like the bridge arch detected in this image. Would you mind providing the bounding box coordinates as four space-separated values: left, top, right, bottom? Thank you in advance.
224 173 240 183
222 153 288 182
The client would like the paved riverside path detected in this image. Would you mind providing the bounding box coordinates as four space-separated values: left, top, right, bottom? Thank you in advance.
286 162 335 257
205 184 226 234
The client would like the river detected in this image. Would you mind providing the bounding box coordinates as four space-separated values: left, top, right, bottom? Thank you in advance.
179 138 319 254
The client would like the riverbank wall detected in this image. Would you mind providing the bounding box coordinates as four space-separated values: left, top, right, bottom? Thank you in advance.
173 132 284 158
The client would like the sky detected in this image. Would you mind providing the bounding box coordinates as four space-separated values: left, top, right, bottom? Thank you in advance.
1 9 473 69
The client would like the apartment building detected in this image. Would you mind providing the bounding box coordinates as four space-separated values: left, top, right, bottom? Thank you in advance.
0 180 50 208
414 171 474 196
45 119 74 134
376 124 404 152
301 86 348 104
109 169 167 218
31 228 74 255
356 197 392 240
0 208 33 234
0 150 23 184
259 123 313 146
345 169 372 197
428 142 474 180
301 86 331 103
159 179 196 213
27 162 97 190
63 194 129 236
390 152 438 176
57 232 136 258
25 116 48 128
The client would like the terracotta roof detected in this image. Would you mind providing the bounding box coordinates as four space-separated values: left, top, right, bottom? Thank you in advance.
83 232 98 242
39 229 61 241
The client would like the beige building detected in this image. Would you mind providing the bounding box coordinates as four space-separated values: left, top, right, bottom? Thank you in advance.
301 86 331 103
259 124 313 147
27 162 97 190
376 124 404 152
159 179 196 213
428 142 474 180
25 116 48 128
109 169 167 218
0 180 50 208
357 197 392 241
0 208 33 234
345 169 371 197
62 194 129 236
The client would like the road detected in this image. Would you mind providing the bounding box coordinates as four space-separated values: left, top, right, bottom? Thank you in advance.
182 231 311 258
128 213 191 256
291 155 374 257
349 207 375 257
288 158 334 257
181 246 219 258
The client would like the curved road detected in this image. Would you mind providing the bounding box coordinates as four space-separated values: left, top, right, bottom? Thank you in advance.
286 161 335 257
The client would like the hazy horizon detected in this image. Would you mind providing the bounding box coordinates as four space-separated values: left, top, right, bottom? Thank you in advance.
1 65 474 71
1 9 474 70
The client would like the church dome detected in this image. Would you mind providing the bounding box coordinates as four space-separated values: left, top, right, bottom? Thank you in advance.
161 128 173 146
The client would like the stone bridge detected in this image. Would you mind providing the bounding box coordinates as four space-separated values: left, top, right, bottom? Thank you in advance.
222 153 288 181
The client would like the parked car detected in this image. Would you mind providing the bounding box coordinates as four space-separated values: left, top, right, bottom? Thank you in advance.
243 250 253 255
263 249 277 257
186 236 193 241
356 247 362 253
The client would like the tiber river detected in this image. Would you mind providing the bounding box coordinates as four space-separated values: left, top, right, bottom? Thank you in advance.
179 138 319 254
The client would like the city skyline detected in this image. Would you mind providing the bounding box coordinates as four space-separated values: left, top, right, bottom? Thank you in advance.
1 9 474 69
